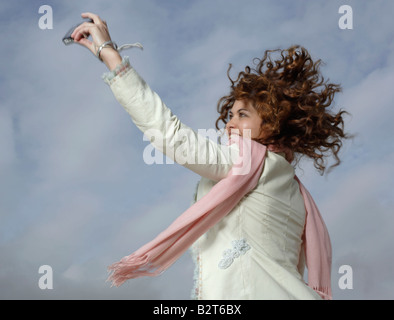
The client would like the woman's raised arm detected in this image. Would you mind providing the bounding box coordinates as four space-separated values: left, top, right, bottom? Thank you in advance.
71 12 238 181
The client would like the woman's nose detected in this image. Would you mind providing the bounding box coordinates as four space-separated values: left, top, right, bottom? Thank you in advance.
226 118 237 133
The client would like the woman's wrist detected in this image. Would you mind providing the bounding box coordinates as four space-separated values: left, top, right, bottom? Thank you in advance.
100 47 122 71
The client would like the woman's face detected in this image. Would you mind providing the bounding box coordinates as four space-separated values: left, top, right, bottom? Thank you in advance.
226 100 263 139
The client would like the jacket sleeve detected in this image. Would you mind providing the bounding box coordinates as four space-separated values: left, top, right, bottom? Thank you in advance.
103 57 238 181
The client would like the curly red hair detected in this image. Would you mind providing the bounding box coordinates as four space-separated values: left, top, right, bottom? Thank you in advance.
216 45 350 174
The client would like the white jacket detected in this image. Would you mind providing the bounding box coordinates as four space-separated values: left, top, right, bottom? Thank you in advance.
104 57 321 300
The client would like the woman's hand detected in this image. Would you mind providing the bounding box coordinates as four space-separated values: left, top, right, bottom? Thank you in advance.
71 12 122 70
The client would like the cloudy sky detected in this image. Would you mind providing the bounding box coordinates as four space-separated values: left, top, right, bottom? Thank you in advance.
1 0 393 300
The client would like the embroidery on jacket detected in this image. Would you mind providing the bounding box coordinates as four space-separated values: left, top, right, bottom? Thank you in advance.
218 239 251 269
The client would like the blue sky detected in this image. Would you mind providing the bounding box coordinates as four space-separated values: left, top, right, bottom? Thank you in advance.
1 0 393 299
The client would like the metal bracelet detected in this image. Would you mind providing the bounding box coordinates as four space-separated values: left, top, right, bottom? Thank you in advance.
96 40 118 61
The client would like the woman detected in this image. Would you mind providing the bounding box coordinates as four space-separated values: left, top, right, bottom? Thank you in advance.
71 12 348 300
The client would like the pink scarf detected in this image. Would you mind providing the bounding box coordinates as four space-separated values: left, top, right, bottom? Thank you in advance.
107 136 332 300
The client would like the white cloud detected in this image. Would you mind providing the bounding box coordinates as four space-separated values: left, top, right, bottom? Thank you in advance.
0 109 16 170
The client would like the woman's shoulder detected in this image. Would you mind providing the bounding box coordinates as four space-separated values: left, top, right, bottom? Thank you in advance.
259 150 296 184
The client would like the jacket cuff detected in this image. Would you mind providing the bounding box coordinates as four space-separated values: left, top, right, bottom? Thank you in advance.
101 56 132 85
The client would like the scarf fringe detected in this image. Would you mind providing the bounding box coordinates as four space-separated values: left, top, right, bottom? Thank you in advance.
107 254 158 287
310 285 332 300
